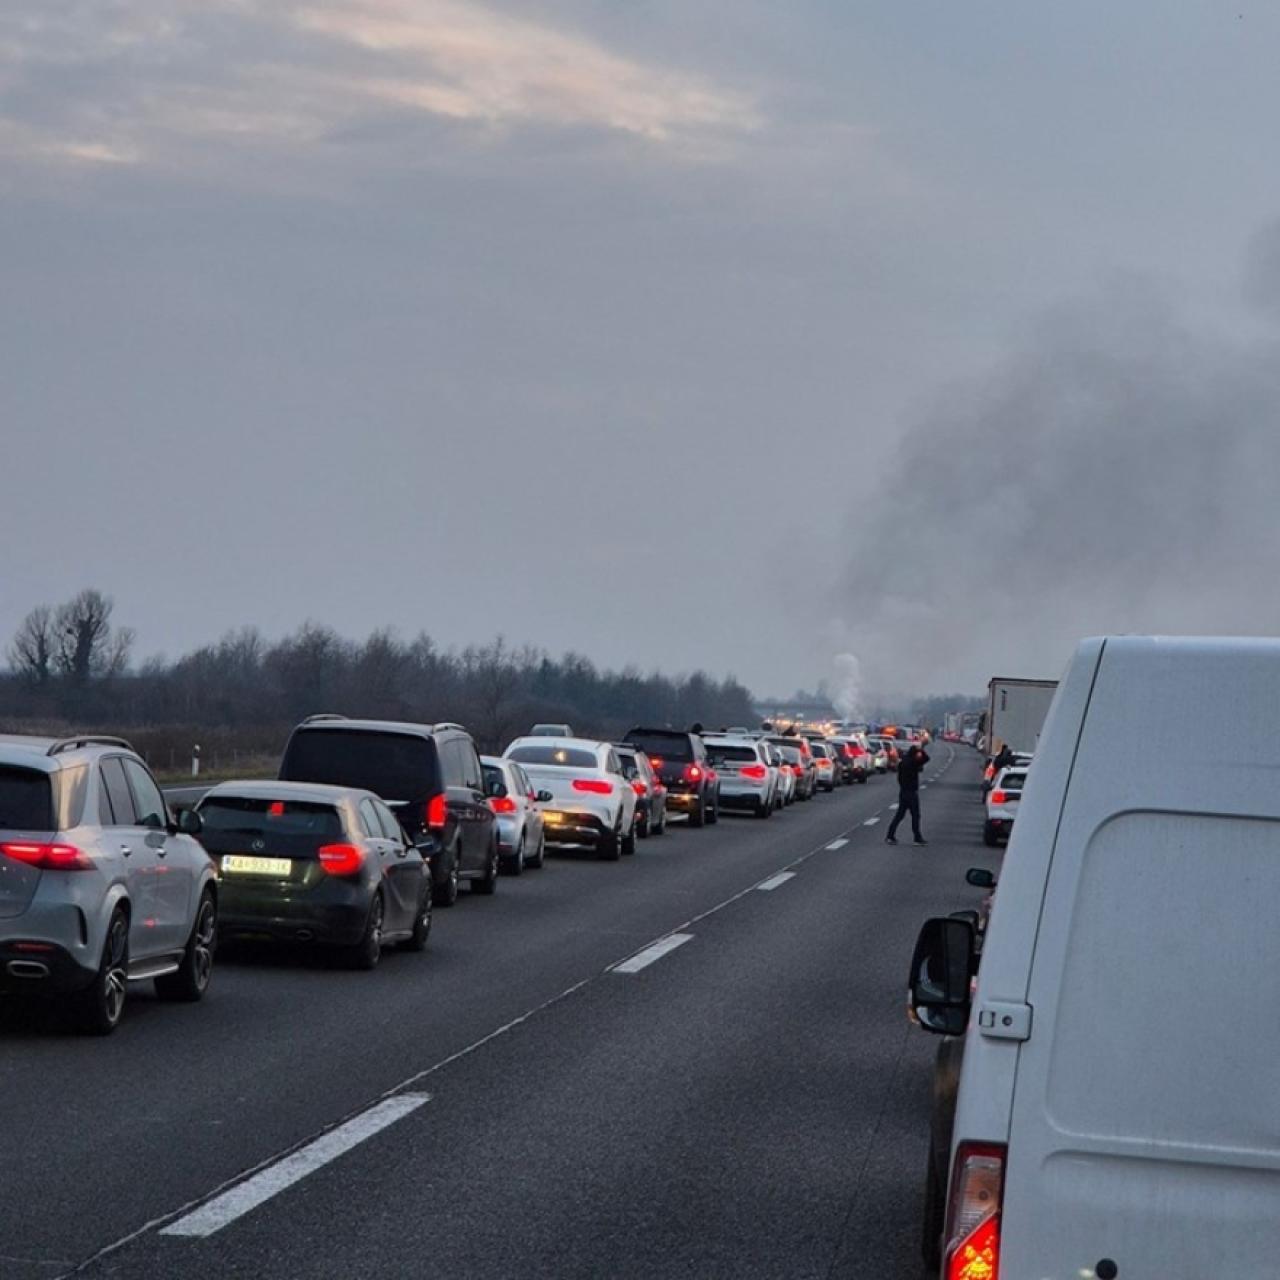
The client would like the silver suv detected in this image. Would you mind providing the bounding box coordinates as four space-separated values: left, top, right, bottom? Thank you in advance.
0 734 217 1034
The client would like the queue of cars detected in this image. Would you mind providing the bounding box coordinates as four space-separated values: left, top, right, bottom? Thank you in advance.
0 714 877 1034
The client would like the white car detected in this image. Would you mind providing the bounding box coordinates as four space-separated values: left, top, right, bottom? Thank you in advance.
701 735 778 818
982 767 1026 846
910 636 1280 1277
480 755 548 874
502 737 637 860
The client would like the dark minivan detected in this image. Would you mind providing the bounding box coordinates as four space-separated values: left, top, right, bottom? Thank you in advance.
278 716 498 906
622 727 720 827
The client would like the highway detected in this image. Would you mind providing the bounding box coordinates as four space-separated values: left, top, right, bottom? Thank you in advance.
2 748 989 1280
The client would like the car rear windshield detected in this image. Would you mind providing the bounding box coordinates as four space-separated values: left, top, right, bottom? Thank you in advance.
779 746 803 764
280 729 439 802
507 745 598 768
0 764 87 832
482 762 507 794
706 744 759 764
626 732 693 761
999 773 1026 790
198 797 346 857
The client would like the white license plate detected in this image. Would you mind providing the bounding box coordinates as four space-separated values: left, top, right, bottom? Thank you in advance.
222 855 293 877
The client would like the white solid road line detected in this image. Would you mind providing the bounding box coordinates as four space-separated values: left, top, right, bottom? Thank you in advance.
825 837 849 850
161 1093 431 1239
612 933 694 974
755 872 796 891
862 817 880 827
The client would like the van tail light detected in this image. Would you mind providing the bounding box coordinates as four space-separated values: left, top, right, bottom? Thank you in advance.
573 779 613 795
317 843 365 877
425 793 447 830
683 764 703 783
631 781 648 797
990 790 1008 805
488 796 517 814
944 1142 1005 1280
0 841 92 871
740 764 767 780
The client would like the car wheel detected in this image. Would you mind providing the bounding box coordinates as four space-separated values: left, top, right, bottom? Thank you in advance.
156 890 217 1003
401 884 432 951
621 821 637 856
597 827 622 860
529 832 546 868
706 793 719 825
432 848 460 907
637 811 650 838
473 841 500 894
502 837 525 876
755 797 771 819
982 822 999 848
689 796 706 828
74 907 129 1036
349 892 384 970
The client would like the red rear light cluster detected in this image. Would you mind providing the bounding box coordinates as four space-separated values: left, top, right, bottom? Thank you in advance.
990 790 1011 806
944 1142 1005 1280
425 793 447 830
573 779 613 795
631 781 648 797
740 764 767 780
0 841 92 871
488 796 517 814
648 756 663 771
317 843 364 876
683 764 703 783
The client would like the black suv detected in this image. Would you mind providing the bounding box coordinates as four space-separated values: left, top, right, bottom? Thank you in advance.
622 727 720 827
278 716 498 906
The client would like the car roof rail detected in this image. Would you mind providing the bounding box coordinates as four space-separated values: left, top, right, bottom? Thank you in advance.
47 735 135 756
432 722 465 733
301 713 348 724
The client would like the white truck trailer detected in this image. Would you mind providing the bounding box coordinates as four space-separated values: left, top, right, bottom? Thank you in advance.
984 676 1057 755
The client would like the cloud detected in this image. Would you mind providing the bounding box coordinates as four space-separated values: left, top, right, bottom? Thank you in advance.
0 0 757 175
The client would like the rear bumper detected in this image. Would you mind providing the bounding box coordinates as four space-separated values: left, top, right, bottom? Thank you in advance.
718 780 769 807
985 816 1014 835
665 788 704 812
541 810 608 846
217 882 370 946
0 941 95 994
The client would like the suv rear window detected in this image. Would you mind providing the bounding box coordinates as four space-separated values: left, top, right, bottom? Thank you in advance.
507 745 598 768
625 732 694 762
999 772 1026 790
198 797 345 857
280 729 440 803
706 744 759 764
0 764 87 832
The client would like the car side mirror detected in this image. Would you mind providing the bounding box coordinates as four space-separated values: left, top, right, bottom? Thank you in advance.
176 808 203 837
536 789 553 803
965 867 996 889
909 916 976 1036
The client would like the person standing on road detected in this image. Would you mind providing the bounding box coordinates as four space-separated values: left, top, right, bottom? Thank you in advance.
886 743 930 846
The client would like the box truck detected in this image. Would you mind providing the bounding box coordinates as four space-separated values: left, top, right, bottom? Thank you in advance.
984 677 1057 756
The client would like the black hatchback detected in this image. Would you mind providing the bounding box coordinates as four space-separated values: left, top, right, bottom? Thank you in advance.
197 781 431 968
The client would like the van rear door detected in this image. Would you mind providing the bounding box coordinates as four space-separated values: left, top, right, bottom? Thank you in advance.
1000 639 1280 1277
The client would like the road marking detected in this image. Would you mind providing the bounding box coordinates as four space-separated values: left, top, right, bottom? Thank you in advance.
863 817 880 826
612 933 694 974
825 837 849 850
161 1093 431 1238
755 872 795 891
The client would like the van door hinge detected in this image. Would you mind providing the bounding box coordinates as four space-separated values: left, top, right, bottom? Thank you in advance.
977 1000 1032 1041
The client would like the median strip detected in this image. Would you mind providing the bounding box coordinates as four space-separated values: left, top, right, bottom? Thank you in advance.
755 872 795 892
611 933 694 974
161 1093 431 1238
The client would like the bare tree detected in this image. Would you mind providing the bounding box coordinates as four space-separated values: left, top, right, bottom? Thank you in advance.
9 604 56 684
53 589 131 685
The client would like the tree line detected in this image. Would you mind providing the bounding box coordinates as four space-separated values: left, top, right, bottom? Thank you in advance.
2 592 757 758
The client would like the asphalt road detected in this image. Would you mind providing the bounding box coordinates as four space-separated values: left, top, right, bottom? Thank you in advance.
1 747 992 1280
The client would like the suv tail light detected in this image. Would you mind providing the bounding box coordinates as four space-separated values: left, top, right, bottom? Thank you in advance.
425 793 447 831
0 841 92 871
488 796 517 814
683 764 703 783
317 843 365 876
740 764 767 780
945 1142 1005 1280
990 790 1009 805
631 781 648 796
573 779 613 795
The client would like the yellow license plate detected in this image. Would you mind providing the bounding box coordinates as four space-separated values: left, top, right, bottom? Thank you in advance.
543 812 565 825
222 855 293 877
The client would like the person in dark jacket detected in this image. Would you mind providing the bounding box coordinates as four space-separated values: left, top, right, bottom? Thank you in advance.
886 743 930 845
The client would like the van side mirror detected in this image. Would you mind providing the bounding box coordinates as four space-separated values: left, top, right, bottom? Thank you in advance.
909 916 976 1036
965 867 996 889
176 808 203 837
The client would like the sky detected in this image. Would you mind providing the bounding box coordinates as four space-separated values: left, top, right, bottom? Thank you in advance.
4 1 1280 706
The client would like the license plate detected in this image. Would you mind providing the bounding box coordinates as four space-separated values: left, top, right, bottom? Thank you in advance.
543 812 565 825
222 854 292 877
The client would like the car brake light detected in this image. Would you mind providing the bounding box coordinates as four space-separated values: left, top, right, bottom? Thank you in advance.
990 790 1008 805
425 793 447 830
740 764 767 780
0 841 92 871
945 1142 1005 1280
648 756 663 771
573 779 613 795
683 764 703 783
488 796 517 814
631 781 648 796
317 843 365 876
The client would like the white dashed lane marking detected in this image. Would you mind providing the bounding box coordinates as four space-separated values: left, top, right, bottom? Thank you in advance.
755 872 795 892
862 817 880 827
826 838 849 850
611 933 694 974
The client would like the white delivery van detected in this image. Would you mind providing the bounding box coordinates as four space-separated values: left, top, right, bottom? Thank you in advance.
910 636 1280 1279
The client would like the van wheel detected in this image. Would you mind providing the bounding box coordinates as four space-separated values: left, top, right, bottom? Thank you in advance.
74 908 129 1035
156 891 217 1002
921 1153 944 1272
433 849 460 907
982 822 999 848
349 892 384 970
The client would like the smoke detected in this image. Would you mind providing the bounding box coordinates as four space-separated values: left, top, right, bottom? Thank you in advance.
838 246 1280 693
829 652 864 720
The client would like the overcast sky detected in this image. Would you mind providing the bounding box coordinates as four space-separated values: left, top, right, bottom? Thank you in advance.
4 1 1280 705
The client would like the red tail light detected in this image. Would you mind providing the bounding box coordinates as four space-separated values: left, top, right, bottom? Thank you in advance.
631 781 648 796
488 796 517 814
573 779 613 795
740 764 767 780
648 756 664 771
683 764 703 783
0 841 92 871
850 745 865 757
425 793 447 830
984 764 995 780
990 790 1009 805
317 843 365 876
945 1142 1005 1280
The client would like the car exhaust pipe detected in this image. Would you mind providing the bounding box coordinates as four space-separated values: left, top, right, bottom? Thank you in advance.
6 959 50 979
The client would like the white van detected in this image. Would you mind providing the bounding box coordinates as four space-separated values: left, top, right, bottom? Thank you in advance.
910 636 1280 1279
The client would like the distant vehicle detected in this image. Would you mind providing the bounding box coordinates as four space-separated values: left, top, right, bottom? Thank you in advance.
865 738 890 773
621 728 720 828
278 716 499 907
830 736 871 784
982 767 1026 846
504 738 638 860
613 745 668 838
983 677 1057 757
760 740 795 806
809 740 838 792
770 742 809 801
909 636 1280 1278
198 781 431 965
701 735 777 818
764 734 817 798
0 735 217 1034
528 723 573 738
481 756 549 873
